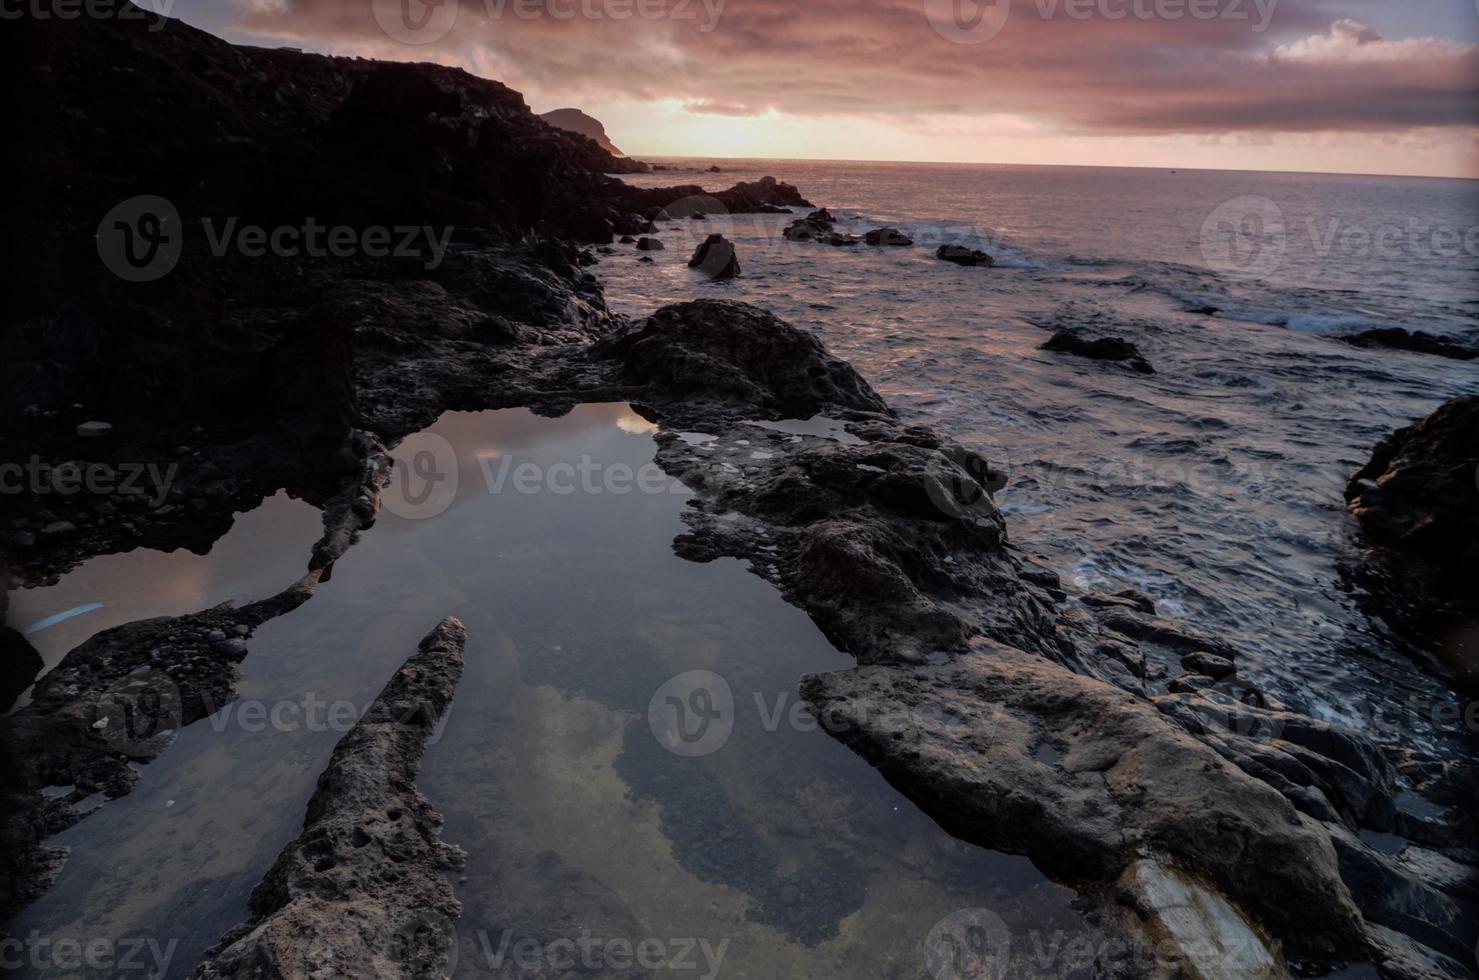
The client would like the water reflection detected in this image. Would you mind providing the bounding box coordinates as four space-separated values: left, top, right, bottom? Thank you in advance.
4 492 323 709
6 405 1087 978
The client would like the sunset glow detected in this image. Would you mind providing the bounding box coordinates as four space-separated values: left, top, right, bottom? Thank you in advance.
185 0 1479 177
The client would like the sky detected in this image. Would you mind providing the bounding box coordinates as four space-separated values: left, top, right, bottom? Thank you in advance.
172 0 1479 177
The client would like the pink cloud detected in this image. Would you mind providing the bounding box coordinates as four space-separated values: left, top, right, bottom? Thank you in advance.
228 0 1479 136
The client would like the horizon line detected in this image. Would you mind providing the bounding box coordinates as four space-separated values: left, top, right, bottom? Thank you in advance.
619 153 1479 182
621 153 1479 181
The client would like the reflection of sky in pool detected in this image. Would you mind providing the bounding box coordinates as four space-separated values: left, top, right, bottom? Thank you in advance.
7 405 1089 978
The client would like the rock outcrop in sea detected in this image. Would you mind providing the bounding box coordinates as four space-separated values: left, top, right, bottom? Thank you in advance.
539 107 631 159
1041 329 1156 374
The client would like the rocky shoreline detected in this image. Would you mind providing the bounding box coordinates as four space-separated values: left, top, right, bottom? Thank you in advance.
4 7 1476 979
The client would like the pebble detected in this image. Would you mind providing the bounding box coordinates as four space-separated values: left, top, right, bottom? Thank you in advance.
76 421 114 438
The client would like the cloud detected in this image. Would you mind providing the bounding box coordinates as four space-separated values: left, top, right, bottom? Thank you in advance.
684 99 768 115
227 0 1479 138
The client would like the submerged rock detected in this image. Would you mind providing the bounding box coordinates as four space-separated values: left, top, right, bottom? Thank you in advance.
1041 330 1155 374
1339 328 1478 361
192 618 468 980
864 227 912 246
936 244 993 267
635 236 664 251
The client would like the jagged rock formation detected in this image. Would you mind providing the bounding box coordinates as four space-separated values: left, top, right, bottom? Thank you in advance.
192 618 467 979
1346 395 1479 691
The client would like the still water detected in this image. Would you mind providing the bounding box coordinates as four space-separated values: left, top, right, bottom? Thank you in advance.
7 405 1087 978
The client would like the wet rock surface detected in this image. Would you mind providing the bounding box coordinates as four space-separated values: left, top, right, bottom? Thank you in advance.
192 618 468 980
1042 329 1156 374
1345 395 1479 691
1339 328 1478 361
936 244 995 266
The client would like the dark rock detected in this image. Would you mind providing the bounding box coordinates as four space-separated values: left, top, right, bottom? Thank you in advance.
0 628 44 714
864 227 912 246
636 237 664 251
618 235 636 244
596 301 887 418
825 233 860 247
1041 330 1155 374
1168 673 1218 693
622 176 811 216
783 208 838 242
1182 652 1236 679
1345 396 1479 689
687 234 740 280
1339 328 1478 361
192 619 467 979
936 244 993 267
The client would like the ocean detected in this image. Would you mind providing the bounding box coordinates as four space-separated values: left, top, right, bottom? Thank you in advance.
598 159 1479 752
